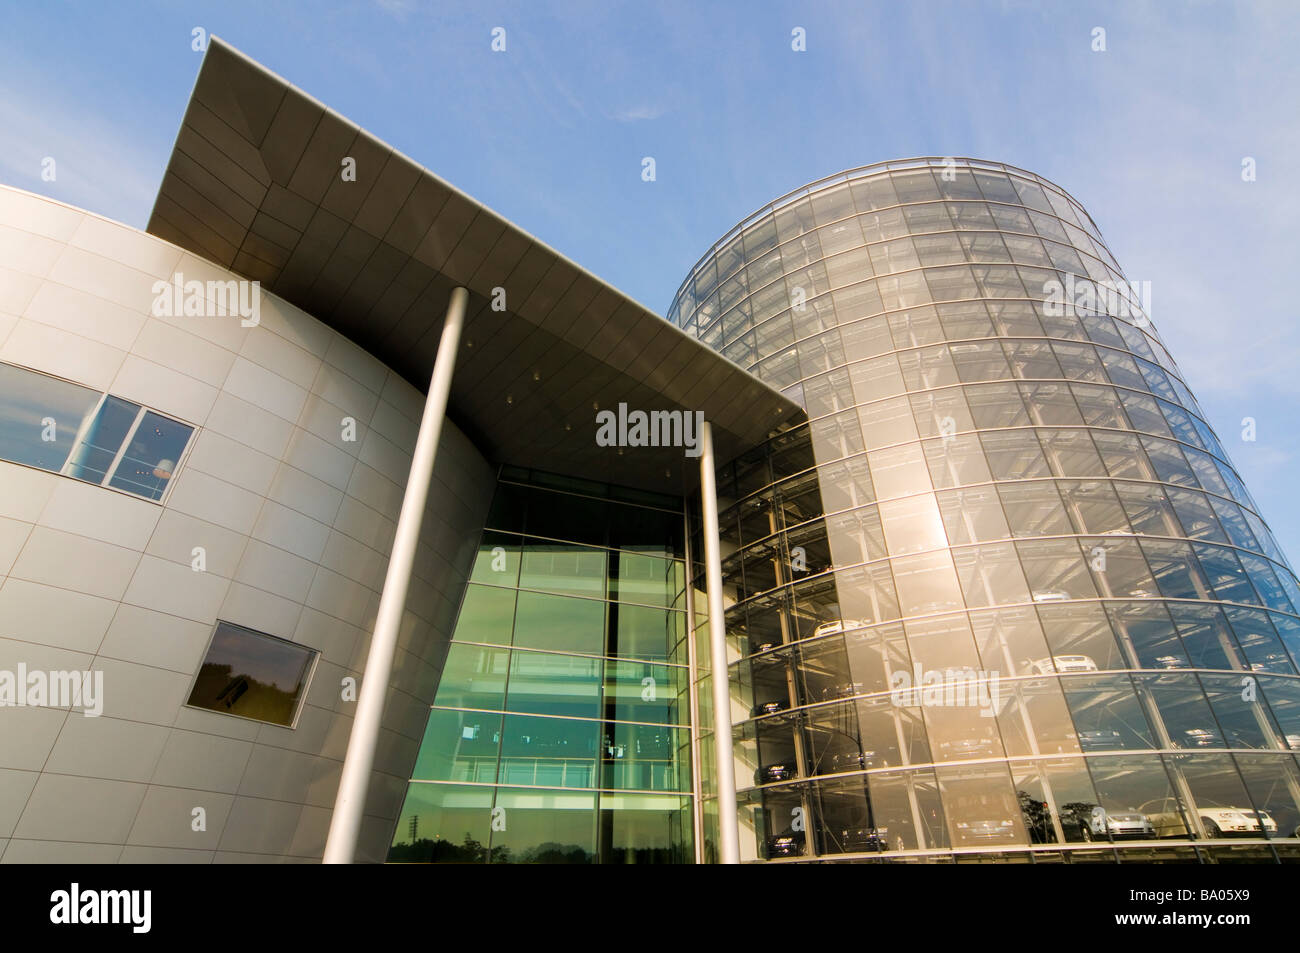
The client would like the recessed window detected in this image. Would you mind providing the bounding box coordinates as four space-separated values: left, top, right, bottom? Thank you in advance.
0 361 194 500
186 622 318 727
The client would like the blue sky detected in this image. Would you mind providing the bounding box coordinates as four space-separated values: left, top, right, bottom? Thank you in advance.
2 0 1298 558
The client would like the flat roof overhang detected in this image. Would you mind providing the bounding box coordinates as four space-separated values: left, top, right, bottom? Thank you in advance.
145 37 802 493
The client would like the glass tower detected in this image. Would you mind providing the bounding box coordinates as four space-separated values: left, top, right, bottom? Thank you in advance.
671 158 1300 862
389 467 695 863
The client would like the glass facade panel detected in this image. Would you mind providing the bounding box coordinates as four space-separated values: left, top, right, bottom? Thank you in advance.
455 584 518 646
435 643 510 710
411 708 503 782
513 591 605 655
519 541 606 598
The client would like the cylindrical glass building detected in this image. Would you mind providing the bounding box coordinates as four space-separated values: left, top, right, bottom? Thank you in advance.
671 158 1300 863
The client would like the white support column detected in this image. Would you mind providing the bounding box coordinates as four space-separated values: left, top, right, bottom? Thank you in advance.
323 285 469 864
681 516 705 864
698 420 741 864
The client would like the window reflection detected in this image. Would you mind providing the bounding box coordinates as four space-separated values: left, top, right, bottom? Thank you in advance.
185 621 316 727
1235 754 1300 839
433 643 510 710
65 395 140 484
106 410 193 500
1024 759 1099 843
388 783 494 863
1172 753 1277 838
0 363 101 471
0 362 193 500
1061 675 1154 751
1087 756 1186 840
412 708 502 783
868 768 949 851
490 787 597 863
1037 603 1127 671
938 764 1026 847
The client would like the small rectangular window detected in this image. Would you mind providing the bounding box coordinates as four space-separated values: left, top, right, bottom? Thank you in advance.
186 622 318 727
0 361 194 501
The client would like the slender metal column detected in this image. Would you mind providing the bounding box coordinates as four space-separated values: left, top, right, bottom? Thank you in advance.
681 511 705 864
698 421 741 864
323 285 468 864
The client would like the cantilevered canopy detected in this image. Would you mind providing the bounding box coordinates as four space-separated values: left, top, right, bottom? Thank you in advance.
146 37 802 492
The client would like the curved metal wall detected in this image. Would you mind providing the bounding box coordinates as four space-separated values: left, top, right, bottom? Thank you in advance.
673 159 1300 862
0 186 494 863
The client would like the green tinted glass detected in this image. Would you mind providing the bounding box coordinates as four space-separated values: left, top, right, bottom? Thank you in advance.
604 659 685 724
453 584 517 645
613 552 674 607
513 591 604 655
498 714 600 789
601 723 689 792
597 794 693 864
519 540 606 598
489 787 597 864
411 708 502 783
470 532 521 587
388 783 494 863
504 650 602 719
433 643 509 710
612 604 681 661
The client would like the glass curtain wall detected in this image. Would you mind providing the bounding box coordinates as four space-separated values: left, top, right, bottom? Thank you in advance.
673 159 1300 863
389 467 695 863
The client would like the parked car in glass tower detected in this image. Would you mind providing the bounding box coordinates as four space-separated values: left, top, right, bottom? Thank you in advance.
829 748 878 772
751 698 790 718
1031 589 1071 604
819 680 866 701
1177 727 1225 749
813 618 870 638
936 727 1000 760
767 830 805 858
1139 798 1277 838
1083 806 1156 840
1077 729 1125 751
1024 655 1098 675
1193 802 1278 837
1246 653 1292 674
754 760 798 785
837 824 888 852
954 817 1017 843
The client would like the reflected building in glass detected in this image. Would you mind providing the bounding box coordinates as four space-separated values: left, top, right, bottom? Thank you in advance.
668 158 1300 863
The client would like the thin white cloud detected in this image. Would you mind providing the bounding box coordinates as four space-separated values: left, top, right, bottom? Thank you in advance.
0 82 160 228
610 104 667 122
373 0 416 19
